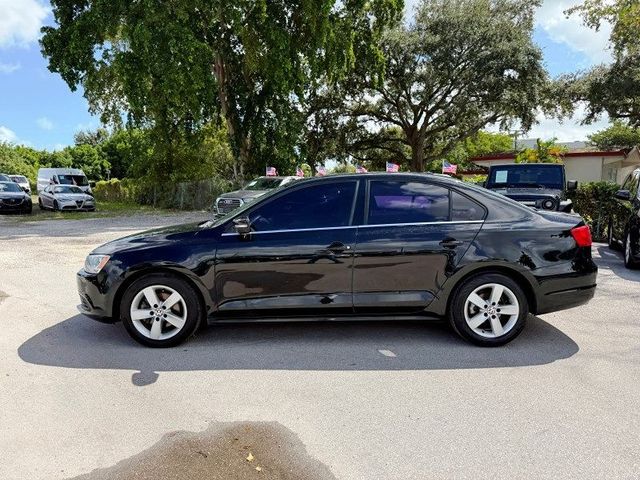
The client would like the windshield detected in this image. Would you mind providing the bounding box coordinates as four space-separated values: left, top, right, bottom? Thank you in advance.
0 182 22 193
57 174 88 186
10 175 28 183
487 165 564 190
244 177 283 191
54 186 83 194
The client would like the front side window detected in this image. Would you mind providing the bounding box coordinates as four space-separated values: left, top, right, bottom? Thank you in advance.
368 181 449 225
247 181 357 231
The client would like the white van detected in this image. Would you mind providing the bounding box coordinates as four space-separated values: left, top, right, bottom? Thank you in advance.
37 168 91 194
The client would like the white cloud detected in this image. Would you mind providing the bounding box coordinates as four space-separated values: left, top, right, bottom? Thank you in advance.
0 125 18 143
37 116 54 130
527 106 610 143
535 0 612 66
0 61 20 73
0 0 49 48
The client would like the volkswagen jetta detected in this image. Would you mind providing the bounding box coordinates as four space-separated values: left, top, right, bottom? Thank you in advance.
77 173 597 347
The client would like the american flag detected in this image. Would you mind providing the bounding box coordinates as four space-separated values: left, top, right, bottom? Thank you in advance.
386 162 399 173
356 164 368 173
266 166 277 176
316 166 327 176
442 161 457 174
295 166 304 177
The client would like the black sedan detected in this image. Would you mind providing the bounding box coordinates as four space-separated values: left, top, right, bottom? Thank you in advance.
608 167 640 268
77 173 597 348
0 181 32 214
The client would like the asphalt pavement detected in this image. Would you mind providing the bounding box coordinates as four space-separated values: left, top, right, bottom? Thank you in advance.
0 213 638 479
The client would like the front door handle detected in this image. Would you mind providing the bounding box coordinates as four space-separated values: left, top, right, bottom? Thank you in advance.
326 241 350 254
439 238 464 249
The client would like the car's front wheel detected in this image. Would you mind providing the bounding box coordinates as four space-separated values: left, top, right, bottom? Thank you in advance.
624 231 639 269
120 273 203 347
449 273 528 347
53 200 59 211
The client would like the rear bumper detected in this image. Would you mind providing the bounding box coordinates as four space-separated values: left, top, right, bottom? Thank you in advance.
536 283 597 315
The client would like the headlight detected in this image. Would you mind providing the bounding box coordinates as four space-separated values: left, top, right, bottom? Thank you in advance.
84 254 110 274
541 199 556 210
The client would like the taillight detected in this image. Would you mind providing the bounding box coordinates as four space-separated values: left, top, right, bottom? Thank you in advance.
571 225 592 247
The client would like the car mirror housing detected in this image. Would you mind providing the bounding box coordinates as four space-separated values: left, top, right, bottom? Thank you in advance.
567 180 578 191
615 189 632 201
233 217 252 236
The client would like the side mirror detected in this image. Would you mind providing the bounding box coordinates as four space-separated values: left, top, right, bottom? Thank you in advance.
233 217 252 236
567 180 578 191
615 189 632 201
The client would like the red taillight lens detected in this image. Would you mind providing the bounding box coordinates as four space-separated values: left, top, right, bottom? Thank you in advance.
571 225 592 247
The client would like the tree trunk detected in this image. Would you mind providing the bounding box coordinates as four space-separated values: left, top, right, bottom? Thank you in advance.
409 134 425 172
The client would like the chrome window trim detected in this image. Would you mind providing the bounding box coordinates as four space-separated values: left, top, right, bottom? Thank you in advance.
220 220 483 237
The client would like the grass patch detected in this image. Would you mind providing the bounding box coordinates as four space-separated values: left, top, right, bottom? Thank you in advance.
4 198 188 222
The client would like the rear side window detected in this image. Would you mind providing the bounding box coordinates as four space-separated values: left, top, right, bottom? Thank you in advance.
451 191 485 221
248 181 357 231
367 181 449 224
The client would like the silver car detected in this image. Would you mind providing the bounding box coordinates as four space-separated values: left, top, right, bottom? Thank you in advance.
39 185 96 211
8 175 31 194
214 176 301 215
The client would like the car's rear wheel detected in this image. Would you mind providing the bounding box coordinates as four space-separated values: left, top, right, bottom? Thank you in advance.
449 273 528 347
38 198 44 210
624 231 639 269
120 273 203 347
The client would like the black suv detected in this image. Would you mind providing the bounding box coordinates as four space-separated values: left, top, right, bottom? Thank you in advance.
485 163 577 212
608 168 640 268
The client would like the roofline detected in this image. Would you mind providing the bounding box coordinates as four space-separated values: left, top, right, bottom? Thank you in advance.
471 149 628 162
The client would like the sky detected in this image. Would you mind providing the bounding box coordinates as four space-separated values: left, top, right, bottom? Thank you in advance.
0 0 614 151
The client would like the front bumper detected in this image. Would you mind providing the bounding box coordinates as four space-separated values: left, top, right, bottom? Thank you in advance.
76 270 117 322
58 199 96 211
0 202 31 213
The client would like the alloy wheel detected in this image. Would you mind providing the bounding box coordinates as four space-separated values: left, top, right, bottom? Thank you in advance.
129 284 188 340
463 283 520 338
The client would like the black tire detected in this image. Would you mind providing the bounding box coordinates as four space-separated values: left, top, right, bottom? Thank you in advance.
448 273 528 347
53 200 59 211
120 273 204 347
38 198 45 210
608 221 618 250
623 230 640 269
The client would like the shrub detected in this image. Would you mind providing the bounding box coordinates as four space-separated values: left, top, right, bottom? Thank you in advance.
93 178 132 203
567 181 624 241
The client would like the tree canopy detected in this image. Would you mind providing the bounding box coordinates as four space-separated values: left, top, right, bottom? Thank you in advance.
588 121 640 150
41 0 403 182
340 0 547 171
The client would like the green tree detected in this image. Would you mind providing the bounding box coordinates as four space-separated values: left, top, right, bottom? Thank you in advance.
564 1 640 125
439 131 515 171
588 121 640 150
66 144 110 180
41 0 402 182
515 138 567 164
0 143 37 180
343 0 547 171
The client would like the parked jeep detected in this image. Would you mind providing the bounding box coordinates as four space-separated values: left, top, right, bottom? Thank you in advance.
484 163 577 212
214 176 301 215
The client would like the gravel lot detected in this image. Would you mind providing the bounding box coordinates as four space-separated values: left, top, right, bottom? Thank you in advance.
0 212 639 479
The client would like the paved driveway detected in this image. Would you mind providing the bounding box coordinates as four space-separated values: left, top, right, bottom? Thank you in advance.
0 214 639 479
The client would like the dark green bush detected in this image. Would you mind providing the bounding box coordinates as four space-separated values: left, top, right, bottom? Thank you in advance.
567 181 624 241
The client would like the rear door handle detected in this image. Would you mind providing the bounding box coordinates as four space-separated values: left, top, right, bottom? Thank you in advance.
439 238 464 249
326 241 350 254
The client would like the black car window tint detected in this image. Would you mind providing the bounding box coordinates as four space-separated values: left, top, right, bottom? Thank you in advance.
451 191 485 221
248 181 357 231
368 181 450 224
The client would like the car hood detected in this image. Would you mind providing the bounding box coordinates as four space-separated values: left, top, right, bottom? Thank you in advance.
491 188 563 200
0 192 28 200
92 222 204 255
218 189 267 200
56 193 93 200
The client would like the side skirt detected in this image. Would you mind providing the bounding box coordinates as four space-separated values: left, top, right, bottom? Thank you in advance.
207 313 443 325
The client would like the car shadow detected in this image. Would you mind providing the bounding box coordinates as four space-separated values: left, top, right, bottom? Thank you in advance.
18 314 578 386
595 244 640 282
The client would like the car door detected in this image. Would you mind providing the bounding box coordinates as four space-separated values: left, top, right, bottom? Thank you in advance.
612 171 640 242
352 178 485 315
41 186 52 207
214 179 361 317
